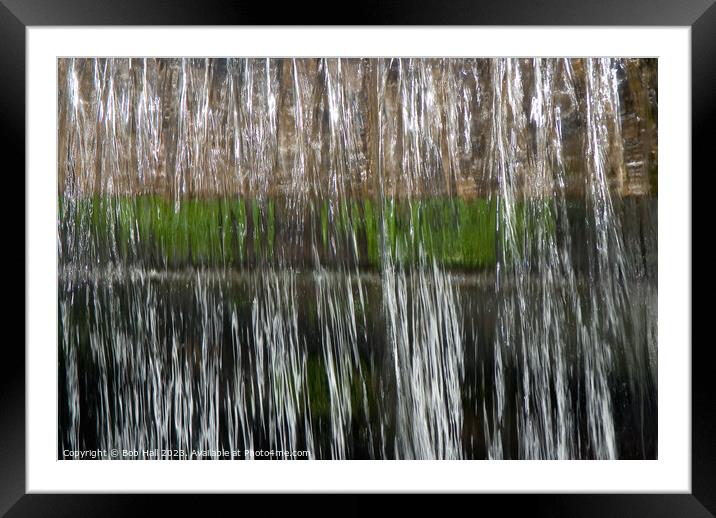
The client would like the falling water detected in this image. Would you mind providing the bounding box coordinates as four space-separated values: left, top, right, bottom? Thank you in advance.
58 58 657 459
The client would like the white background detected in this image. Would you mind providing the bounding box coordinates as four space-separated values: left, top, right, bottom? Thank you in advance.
26 27 691 492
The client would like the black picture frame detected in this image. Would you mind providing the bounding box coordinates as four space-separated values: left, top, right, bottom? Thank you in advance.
5 0 711 514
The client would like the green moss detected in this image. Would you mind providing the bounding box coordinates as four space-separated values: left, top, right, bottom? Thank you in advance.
498 199 556 265
60 194 533 270
305 353 374 421
267 200 275 261
362 199 380 266
306 354 330 417
373 197 498 268
350 357 373 419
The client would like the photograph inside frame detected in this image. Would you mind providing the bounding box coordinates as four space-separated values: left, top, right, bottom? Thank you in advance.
57 57 657 460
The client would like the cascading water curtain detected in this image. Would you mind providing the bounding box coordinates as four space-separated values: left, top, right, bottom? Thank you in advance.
58 58 657 460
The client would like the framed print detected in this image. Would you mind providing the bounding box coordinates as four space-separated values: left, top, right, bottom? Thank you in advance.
5 0 712 514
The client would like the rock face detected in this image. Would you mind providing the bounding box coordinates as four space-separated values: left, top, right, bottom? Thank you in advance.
58 58 657 200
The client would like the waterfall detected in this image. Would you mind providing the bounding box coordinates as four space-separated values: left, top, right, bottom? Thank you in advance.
58 57 657 459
